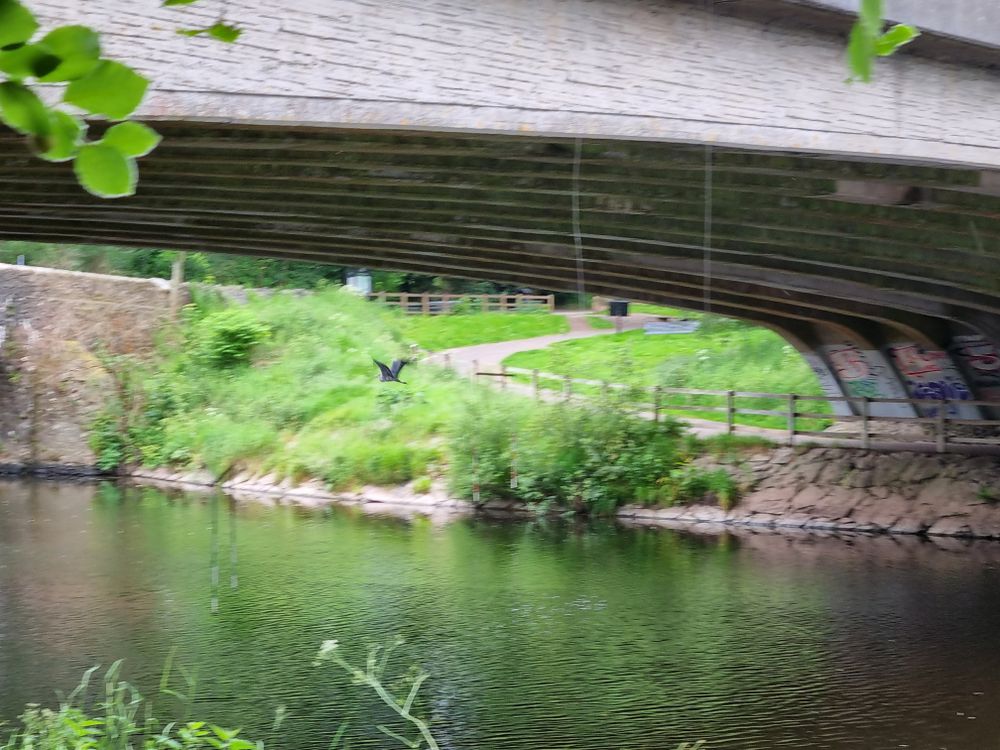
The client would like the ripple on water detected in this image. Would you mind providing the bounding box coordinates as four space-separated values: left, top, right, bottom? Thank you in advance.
1 479 1000 750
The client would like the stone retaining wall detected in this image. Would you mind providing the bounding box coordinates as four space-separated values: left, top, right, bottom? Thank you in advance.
0 264 179 469
620 447 1000 538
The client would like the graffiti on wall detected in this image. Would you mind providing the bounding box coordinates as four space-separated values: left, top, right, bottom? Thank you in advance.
887 342 979 418
822 343 915 418
950 335 1000 391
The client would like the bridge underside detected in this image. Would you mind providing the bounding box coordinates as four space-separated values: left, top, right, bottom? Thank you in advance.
2 123 1000 415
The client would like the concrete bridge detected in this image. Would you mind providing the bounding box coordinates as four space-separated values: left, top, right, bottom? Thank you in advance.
4 0 1000 419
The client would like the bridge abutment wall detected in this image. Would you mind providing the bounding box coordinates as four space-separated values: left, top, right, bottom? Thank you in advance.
0 264 179 471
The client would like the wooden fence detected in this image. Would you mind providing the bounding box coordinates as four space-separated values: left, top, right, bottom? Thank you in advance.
368 292 555 315
446 361 1000 455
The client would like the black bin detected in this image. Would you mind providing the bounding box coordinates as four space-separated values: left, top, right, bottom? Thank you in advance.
608 300 630 317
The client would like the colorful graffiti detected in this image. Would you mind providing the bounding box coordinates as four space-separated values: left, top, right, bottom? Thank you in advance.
887 342 978 418
951 335 1000 388
822 343 915 417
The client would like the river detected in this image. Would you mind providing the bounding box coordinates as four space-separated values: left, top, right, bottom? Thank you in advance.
1 479 998 750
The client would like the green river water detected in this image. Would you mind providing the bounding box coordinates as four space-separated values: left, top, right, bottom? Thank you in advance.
1 479 999 750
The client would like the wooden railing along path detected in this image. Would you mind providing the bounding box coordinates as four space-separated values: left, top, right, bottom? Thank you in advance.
438 358 1000 455
368 292 555 315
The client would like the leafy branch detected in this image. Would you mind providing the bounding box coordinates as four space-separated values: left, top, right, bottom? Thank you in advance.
846 0 920 82
0 0 239 200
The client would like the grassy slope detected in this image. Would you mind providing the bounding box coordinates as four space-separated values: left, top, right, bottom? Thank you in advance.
503 319 828 428
107 289 752 510
132 292 573 484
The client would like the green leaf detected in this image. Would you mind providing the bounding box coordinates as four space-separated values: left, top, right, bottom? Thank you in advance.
0 43 59 80
35 109 84 161
846 22 874 83
102 121 161 157
876 23 920 56
178 23 242 43
859 0 883 36
208 23 241 43
0 0 37 49
37 25 101 82
74 143 137 198
64 60 149 119
0 80 50 135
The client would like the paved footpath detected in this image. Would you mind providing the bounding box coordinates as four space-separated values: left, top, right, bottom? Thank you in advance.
425 311 789 441
426 311 653 376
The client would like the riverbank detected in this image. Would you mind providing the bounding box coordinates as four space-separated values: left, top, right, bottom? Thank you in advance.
123 444 1000 539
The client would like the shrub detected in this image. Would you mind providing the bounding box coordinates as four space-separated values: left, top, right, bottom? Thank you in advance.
448 395 686 515
89 411 126 472
192 308 271 368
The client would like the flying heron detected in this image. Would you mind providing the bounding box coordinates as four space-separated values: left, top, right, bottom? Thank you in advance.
374 359 410 384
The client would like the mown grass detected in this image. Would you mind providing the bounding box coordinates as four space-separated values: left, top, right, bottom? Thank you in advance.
587 315 615 329
392 309 568 350
503 316 830 430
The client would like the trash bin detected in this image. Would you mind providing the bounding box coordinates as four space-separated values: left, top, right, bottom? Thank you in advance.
608 300 630 317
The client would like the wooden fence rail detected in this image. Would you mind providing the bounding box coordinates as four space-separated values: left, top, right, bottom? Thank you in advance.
368 292 555 315
459 366 1000 455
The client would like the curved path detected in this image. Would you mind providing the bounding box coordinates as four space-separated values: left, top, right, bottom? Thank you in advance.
426 311 652 377
426 312 788 441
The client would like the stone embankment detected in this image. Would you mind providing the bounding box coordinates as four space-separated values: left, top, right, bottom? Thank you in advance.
0 264 182 470
619 447 1000 538
129 447 1000 539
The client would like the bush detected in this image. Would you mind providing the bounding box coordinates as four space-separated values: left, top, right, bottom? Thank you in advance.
448 395 687 515
192 308 271 368
88 411 126 472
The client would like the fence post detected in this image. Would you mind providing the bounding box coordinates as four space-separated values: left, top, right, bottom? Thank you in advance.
516 293 524 311
936 401 948 453
786 393 797 446
378 291 386 304
400 292 409 314
532 369 540 400
547 294 555 312
653 385 662 423
421 293 430 315
501 364 508 390
564 375 572 401
169 251 186 320
861 397 870 450
726 390 735 435
481 295 488 313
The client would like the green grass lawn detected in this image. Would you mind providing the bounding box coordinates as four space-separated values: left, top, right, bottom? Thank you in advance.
629 303 703 317
395 310 569 350
587 315 615 329
503 318 830 429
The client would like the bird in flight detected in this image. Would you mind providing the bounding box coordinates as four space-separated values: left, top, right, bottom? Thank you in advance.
374 359 410 384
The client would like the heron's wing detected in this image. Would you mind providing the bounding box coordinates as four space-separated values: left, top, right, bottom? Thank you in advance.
374 359 394 379
390 359 410 377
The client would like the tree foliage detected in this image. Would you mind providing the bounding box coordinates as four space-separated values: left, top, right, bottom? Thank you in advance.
846 0 920 82
0 0 238 199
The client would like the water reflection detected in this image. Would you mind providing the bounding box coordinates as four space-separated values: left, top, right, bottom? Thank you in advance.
0 478 998 750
